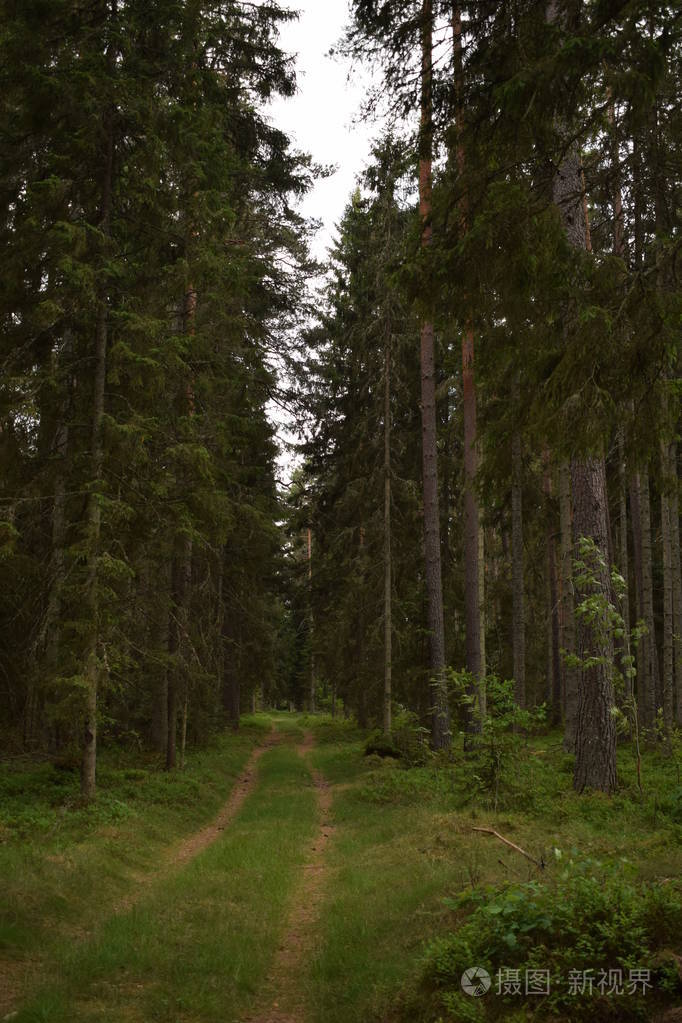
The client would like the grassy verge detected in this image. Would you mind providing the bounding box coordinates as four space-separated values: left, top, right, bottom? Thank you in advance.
12 733 319 1023
307 718 682 1023
4 713 680 1022
0 719 271 1000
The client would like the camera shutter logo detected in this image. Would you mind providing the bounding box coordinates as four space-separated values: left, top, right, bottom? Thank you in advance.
461 966 492 997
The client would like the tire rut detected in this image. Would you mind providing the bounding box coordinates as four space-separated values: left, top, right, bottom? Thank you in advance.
115 729 281 914
0 730 279 1019
246 731 334 1023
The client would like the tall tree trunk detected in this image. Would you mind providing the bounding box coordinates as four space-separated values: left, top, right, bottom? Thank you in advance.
478 524 486 689
356 525 368 728
559 461 578 750
166 534 192 768
453 4 484 728
571 458 617 793
661 445 674 737
543 455 561 725
462 326 482 718
616 432 632 703
167 273 197 762
419 0 449 748
547 0 615 792
307 527 315 713
148 558 171 751
179 692 188 769
640 469 659 729
609 100 631 708
81 64 115 800
383 335 392 739
670 444 682 727
28 372 72 748
220 549 238 729
629 473 647 724
231 610 242 729
511 428 525 707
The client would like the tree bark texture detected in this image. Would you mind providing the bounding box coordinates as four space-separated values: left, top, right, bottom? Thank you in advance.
150 562 170 752
616 432 632 701
543 457 562 725
559 461 578 749
629 472 647 724
81 59 115 799
453 4 484 727
547 0 616 792
419 0 449 748
511 429 526 708
639 469 659 728
571 458 617 794
166 534 192 768
307 527 315 713
384 336 393 738
661 445 674 736
669 445 682 726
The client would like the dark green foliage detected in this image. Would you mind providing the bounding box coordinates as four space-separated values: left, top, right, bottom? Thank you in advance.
0 0 311 775
304 0 682 758
449 674 546 808
364 735 401 759
422 862 682 1021
299 140 430 727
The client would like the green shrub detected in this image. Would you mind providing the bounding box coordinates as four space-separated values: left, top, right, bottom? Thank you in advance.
447 673 546 812
419 859 682 1021
659 785 682 824
391 707 432 766
364 732 401 759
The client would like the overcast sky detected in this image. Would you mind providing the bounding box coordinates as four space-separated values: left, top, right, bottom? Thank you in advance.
267 0 376 262
266 1 380 481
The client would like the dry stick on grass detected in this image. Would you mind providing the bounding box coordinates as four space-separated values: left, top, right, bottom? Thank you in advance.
498 857 524 879
472 827 544 869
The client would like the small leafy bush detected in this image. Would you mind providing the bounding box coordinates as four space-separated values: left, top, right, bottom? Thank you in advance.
420 859 682 1021
391 706 432 766
364 732 401 759
448 673 546 811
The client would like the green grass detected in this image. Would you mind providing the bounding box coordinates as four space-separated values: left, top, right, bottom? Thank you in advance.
12 736 319 1023
4 714 681 1023
0 720 271 989
305 719 682 1023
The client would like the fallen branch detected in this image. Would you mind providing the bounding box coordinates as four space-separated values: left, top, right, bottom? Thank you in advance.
471 827 544 869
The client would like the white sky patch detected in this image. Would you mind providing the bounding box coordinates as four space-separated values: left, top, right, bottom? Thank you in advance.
266 0 378 485
267 0 377 263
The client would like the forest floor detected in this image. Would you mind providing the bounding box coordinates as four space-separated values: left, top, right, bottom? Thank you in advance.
1 714 681 1023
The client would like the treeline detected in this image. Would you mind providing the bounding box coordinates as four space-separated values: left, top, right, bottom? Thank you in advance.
0 1 311 795
2 0 681 802
300 1 681 792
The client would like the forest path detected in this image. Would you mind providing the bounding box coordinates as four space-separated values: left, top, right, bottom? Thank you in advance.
114 726 282 915
4 720 331 1023
0 726 281 1020
245 731 335 1023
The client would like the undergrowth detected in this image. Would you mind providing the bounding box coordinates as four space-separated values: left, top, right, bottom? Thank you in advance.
417 859 682 1022
0 722 269 843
